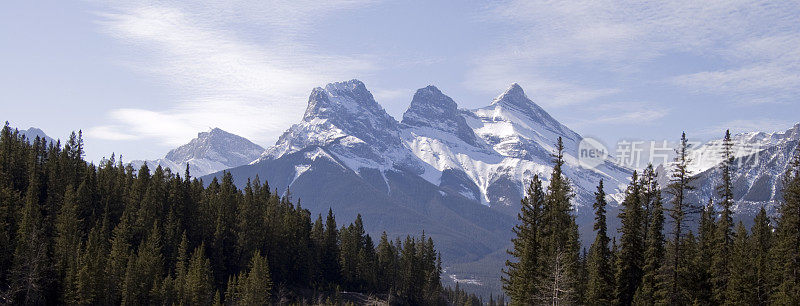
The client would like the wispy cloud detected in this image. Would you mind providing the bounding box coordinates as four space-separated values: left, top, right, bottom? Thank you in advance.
468 0 800 112
88 1 377 147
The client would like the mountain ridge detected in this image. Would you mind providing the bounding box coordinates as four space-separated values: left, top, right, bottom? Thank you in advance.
132 127 263 177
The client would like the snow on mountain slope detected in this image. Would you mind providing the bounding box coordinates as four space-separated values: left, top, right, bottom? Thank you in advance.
401 84 632 209
131 128 263 177
210 79 635 295
684 123 800 217
259 80 411 170
401 85 481 147
687 123 800 174
16 127 56 144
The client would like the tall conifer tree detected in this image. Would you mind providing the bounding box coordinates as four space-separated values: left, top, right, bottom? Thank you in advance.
586 179 613 304
503 175 545 304
712 129 735 303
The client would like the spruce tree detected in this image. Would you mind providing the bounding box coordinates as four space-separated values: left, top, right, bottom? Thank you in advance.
322 208 340 286
54 187 81 300
773 144 800 303
240 250 272 304
376 232 399 292
751 206 773 305
537 137 580 304
10 166 49 304
712 129 735 303
184 243 213 304
614 171 644 305
726 222 756 304
664 132 696 304
503 175 544 304
586 179 613 304
633 174 666 304
695 198 715 303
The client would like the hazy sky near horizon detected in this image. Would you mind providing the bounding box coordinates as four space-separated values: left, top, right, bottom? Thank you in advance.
2 0 800 162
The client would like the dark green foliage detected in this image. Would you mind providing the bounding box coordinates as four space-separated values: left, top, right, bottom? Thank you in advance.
633 166 666 304
586 179 613 304
444 283 484 305
726 222 756 304
712 129 735 304
773 144 800 303
664 132 697 304
614 171 645 305
502 175 544 304
0 124 445 305
504 137 581 305
752 206 773 305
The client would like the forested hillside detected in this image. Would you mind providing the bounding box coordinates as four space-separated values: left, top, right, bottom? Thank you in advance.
504 133 800 305
0 123 453 305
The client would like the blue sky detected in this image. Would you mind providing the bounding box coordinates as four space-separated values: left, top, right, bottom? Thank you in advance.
2 0 799 163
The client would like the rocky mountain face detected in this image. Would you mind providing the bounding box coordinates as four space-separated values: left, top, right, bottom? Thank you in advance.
682 123 800 220
204 79 634 295
132 128 263 177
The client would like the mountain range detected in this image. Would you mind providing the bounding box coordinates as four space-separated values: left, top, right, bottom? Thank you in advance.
16 80 797 296
199 79 634 295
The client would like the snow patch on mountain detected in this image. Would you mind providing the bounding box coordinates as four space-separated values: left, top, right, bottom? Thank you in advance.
131 128 263 177
257 80 633 211
687 123 800 174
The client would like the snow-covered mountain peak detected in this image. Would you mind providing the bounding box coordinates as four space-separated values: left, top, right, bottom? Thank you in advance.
262 80 403 163
131 128 263 177
165 127 263 167
17 127 55 144
401 85 479 146
491 83 525 105
484 83 577 141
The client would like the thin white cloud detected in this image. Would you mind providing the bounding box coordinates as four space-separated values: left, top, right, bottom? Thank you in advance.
469 0 800 110
86 125 139 141
90 2 377 148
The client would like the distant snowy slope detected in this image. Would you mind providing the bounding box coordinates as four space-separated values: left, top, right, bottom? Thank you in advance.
131 128 263 177
684 123 800 218
15 127 56 144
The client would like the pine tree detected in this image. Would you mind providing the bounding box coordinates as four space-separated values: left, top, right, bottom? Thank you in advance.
773 144 800 303
54 187 82 300
712 129 735 303
10 166 50 304
503 175 544 305
239 250 272 305
695 198 715 303
726 222 756 304
184 243 213 304
376 232 398 292
614 171 645 306
751 206 773 305
586 179 613 304
104 215 132 305
121 224 164 305
536 137 580 304
633 174 666 304
322 208 340 286
664 132 696 304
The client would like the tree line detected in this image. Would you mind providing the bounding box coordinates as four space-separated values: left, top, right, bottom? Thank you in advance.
0 123 448 305
504 132 800 305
